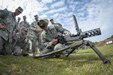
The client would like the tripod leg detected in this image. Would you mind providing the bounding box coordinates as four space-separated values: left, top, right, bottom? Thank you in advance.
84 40 111 64
66 48 75 57
66 40 83 57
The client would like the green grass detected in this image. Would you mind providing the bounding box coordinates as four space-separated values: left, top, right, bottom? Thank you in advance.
0 44 113 75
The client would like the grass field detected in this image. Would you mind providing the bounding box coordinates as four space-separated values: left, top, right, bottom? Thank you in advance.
0 44 113 75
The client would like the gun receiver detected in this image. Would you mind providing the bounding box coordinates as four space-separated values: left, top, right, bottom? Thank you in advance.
64 28 101 42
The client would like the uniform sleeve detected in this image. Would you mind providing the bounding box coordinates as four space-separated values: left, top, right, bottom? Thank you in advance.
27 22 30 28
54 25 64 33
40 32 52 49
55 25 71 35
0 10 7 19
30 22 37 30
57 23 62 27
36 25 43 31
19 22 23 28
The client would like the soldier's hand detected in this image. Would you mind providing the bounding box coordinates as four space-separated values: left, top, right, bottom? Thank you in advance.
12 31 16 39
63 31 71 35
51 39 58 46
0 24 7 30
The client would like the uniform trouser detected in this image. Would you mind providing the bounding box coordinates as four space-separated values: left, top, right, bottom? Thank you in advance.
41 43 65 55
28 40 32 52
21 42 30 54
0 37 5 54
0 37 12 55
37 33 42 50
13 43 30 56
32 39 39 52
13 46 22 55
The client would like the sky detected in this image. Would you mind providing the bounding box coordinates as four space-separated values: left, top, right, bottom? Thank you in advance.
0 0 113 42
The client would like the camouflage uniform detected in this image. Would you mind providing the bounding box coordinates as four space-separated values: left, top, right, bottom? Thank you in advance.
13 16 30 55
13 30 29 55
19 20 30 29
50 19 62 28
52 23 62 28
27 21 42 54
0 9 17 54
40 25 67 55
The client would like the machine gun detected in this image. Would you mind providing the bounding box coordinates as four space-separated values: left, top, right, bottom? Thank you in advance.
34 15 110 64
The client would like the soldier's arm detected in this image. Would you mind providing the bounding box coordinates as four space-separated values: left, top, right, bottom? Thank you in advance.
30 23 37 31
0 10 7 30
55 25 70 34
18 22 23 28
56 23 62 27
63 29 71 35
27 22 30 28
34 29 43 33
0 10 7 19
40 32 53 48
31 23 43 32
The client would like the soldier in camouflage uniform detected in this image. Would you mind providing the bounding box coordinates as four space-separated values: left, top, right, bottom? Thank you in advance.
50 19 70 36
50 19 62 28
16 17 21 30
0 6 23 55
19 16 30 29
27 15 42 56
13 28 29 56
38 19 69 57
12 16 30 56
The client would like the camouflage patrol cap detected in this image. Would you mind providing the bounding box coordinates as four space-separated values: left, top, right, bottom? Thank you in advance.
23 15 26 18
17 6 23 13
38 19 49 29
50 19 54 21
23 15 26 17
34 15 38 18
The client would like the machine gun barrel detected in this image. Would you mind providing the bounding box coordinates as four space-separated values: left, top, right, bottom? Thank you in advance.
64 28 101 42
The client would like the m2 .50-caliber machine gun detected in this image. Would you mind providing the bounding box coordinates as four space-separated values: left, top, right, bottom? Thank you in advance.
35 15 110 64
